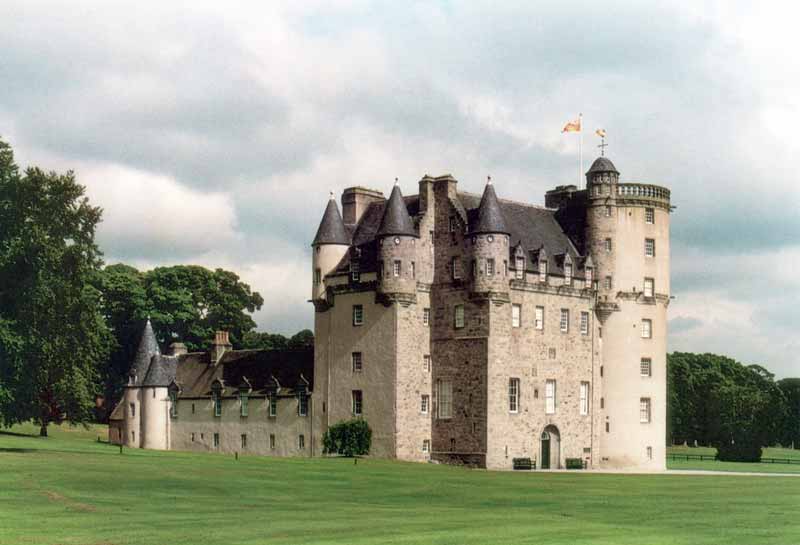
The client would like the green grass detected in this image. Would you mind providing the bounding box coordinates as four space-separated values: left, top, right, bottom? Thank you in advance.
1 424 799 545
667 445 800 473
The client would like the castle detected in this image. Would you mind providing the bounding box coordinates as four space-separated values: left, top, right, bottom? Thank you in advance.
110 155 671 470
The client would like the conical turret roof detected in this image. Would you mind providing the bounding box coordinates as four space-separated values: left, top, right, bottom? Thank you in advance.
131 318 160 386
586 156 619 175
312 194 350 245
471 179 510 235
377 183 416 237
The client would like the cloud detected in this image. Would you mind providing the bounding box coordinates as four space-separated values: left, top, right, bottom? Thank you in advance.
669 316 703 335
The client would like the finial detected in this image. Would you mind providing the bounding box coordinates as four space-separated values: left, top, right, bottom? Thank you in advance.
146 314 151 322
329 191 335 200
394 177 399 186
487 175 492 185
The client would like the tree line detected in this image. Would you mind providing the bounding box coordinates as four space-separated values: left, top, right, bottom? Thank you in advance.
0 139 311 435
668 352 800 460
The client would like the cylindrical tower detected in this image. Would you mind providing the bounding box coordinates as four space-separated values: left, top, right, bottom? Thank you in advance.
376 182 418 299
311 193 350 302
122 386 140 447
585 156 672 470
141 385 169 450
470 179 510 295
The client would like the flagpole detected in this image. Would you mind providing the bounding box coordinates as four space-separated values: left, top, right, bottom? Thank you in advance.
579 113 583 186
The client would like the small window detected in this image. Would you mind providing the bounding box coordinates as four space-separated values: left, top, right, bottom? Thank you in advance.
423 308 430 326
449 216 457 232
313 268 321 285
269 395 277 417
503 260 508 277
352 352 362 372
241 434 247 449
454 305 465 329
486 258 495 276
352 305 364 326
644 277 654 298
393 260 401 277
640 398 651 423
438 380 453 419
539 261 548 282
605 205 612 217
450 438 456 452
605 422 610 433
509 378 520 413
129 403 135 418
600 397 605 409
423 355 431 372
191 403 195 414
647 446 653 459
548 347 557 359
422 439 430 453
580 311 589 335
269 434 276 449
471 260 477 278
421 395 429 414
411 261 416 278
564 262 573 285
132 430 135 442
240 392 248 417
512 304 521 328
641 358 652 377
604 276 613 290
604 238 612 252
451 257 461 280
299 434 305 449
645 208 655 224
585 267 593 286
535 306 544 330
191 432 195 442
298 392 308 416
213 433 220 448
645 238 656 258
641 319 652 339
580 382 589 415
352 390 363 416
560 309 569 332
351 262 360 283
515 257 524 279
214 395 222 417
545 379 556 414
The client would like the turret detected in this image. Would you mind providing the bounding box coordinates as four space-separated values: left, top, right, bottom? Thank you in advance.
311 193 350 302
123 318 160 448
469 178 510 296
377 180 418 300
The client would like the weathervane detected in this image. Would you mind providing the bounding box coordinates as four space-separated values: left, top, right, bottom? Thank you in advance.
596 128 607 156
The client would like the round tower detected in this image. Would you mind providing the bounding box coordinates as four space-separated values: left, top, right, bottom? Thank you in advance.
311 193 350 302
470 178 510 295
376 181 418 300
584 156 671 470
123 318 160 448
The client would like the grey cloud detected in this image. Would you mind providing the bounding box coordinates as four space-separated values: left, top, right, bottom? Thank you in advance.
669 316 703 335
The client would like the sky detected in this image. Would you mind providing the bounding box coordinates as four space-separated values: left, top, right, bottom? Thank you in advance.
1 1 798 377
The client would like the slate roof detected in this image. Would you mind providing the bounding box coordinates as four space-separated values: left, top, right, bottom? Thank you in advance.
143 355 178 387
586 156 619 174
312 196 350 245
470 182 510 235
130 319 160 386
376 184 417 237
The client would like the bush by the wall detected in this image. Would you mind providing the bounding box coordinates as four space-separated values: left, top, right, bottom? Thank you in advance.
322 419 372 457
565 458 584 469
512 457 533 470
716 440 762 463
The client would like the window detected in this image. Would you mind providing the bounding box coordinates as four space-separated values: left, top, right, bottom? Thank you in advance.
600 397 604 409
352 352 362 372
452 257 461 280
647 446 653 459
351 263 360 282
640 358 652 377
423 308 430 326
539 261 547 282
191 403 195 414
548 347 557 359
580 311 589 335
269 395 277 417
580 382 589 415
240 392 248 417
422 439 430 453
298 392 308 416
313 268 321 285
604 276 613 290
454 305 465 329
640 398 651 423
450 438 456 451
299 434 305 449
645 238 656 258
411 261 416 278
486 258 495 276
423 355 431 372
545 380 556 414
509 378 520 413
503 260 508 277
471 260 477 278
604 238 612 252
421 395 429 414
132 430 135 442
241 434 247 449
586 267 593 286
641 319 652 339
449 216 457 232
605 422 610 433
191 432 195 442
515 257 524 279
129 403 135 418
512 304 521 328
213 433 220 448
438 380 453 419
214 395 222 417
560 309 569 332
352 390 363 416
605 205 612 217
269 434 276 449
645 207 654 224
535 306 544 330
564 263 573 285
352 305 364 326
393 260 401 277
644 277 654 298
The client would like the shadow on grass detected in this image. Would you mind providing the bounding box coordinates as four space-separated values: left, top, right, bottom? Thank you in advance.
0 447 38 453
0 430 40 438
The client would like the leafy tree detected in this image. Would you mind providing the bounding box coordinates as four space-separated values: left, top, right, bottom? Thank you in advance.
777 378 800 448
288 329 314 350
322 419 372 457
0 139 112 435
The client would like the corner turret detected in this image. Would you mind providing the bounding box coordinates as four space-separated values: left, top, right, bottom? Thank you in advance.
311 193 350 302
377 181 418 302
469 178 510 296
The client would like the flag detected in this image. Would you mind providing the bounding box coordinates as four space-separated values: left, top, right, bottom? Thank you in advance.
596 128 606 138
562 117 581 133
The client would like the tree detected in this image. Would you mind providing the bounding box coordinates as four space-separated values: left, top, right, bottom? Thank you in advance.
0 139 112 435
777 378 800 448
322 419 372 457
288 329 314 350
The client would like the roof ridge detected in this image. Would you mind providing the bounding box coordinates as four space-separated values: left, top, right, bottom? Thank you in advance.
458 190 554 211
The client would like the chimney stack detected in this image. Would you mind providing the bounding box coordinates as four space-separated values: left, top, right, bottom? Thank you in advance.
341 187 384 226
210 331 232 364
168 342 188 356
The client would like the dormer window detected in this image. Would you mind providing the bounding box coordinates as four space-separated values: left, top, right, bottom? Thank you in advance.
564 262 573 285
298 391 308 417
586 267 594 285
168 383 180 419
351 262 360 283
240 391 249 417
539 261 548 282
515 257 524 279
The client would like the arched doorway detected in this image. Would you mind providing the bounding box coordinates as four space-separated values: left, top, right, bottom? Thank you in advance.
540 426 561 469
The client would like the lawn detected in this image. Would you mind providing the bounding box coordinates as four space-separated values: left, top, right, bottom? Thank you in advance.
1 424 799 545
667 445 800 474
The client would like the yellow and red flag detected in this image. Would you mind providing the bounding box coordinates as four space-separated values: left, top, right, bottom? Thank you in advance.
561 117 581 133
596 128 606 138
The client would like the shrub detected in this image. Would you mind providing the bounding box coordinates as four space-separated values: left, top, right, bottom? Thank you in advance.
716 440 762 463
322 419 372 457
565 458 584 469
512 457 532 470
